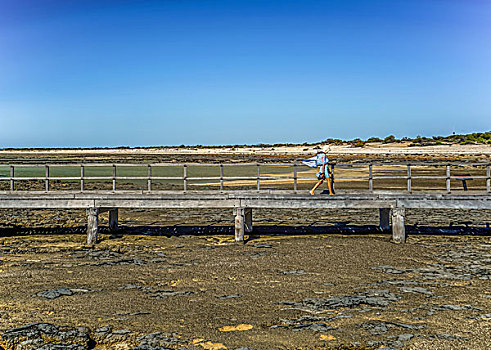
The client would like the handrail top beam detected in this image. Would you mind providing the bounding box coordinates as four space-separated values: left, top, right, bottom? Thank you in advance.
0 161 490 167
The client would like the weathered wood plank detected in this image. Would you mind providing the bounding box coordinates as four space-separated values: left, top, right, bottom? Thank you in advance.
0 193 489 210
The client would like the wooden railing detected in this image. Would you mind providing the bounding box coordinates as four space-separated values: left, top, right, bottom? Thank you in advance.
0 162 490 194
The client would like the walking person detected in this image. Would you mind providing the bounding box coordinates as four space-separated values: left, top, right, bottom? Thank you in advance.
302 146 334 195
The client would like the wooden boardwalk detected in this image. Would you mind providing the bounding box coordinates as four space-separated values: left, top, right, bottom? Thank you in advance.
1 162 490 244
1 191 490 244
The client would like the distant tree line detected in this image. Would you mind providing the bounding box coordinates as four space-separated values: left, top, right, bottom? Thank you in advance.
335 131 491 148
170 132 491 149
2 132 490 150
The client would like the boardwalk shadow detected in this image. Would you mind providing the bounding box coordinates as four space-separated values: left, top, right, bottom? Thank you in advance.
0 224 489 238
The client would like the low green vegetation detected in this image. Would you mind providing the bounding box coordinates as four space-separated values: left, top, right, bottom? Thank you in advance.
1 132 490 151
325 131 491 148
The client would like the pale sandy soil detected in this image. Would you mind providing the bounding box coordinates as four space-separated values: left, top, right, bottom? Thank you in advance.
1 143 490 158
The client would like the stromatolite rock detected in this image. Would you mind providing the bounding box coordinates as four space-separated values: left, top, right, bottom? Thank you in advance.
135 332 187 348
280 270 306 275
93 326 132 343
34 289 96 300
1 323 91 350
270 315 341 332
1 324 190 350
361 321 425 335
146 290 193 299
95 258 146 266
278 289 401 312
34 289 73 299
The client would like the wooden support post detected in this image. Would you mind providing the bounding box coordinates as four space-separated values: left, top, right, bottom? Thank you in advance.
109 208 118 233
379 208 390 231
391 207 406 243
244 208 253 233
183 165 187 192
86 208 99 245
234 208 245 242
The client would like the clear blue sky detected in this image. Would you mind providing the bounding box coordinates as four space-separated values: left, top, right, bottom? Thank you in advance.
1 0 490 147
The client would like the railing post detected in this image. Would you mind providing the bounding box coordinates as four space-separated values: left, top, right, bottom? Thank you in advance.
45 165 50 192
183 164 187 192
487 165 490 193
446 165 451 194
147 165 152 191
10 165 14 191
407 164 411 193
256 164 260 191
80 165 85 192
112 164 116 191
220 164 224 191
330 163 335 192
368 163 373 192
293 164 297 192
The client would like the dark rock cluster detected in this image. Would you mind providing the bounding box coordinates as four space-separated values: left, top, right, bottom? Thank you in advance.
1 323 92 350
271 316 338 332
278 289 401 312
0 323 190 350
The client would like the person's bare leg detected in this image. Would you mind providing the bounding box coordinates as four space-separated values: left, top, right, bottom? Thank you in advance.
326 176 334 195
310 180 323 195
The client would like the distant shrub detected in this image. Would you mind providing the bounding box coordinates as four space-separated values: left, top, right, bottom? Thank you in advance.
366 137 382 143
324 138 344 145
383 135 397 143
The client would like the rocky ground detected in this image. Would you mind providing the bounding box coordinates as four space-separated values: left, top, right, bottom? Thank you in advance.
0 223 490 350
